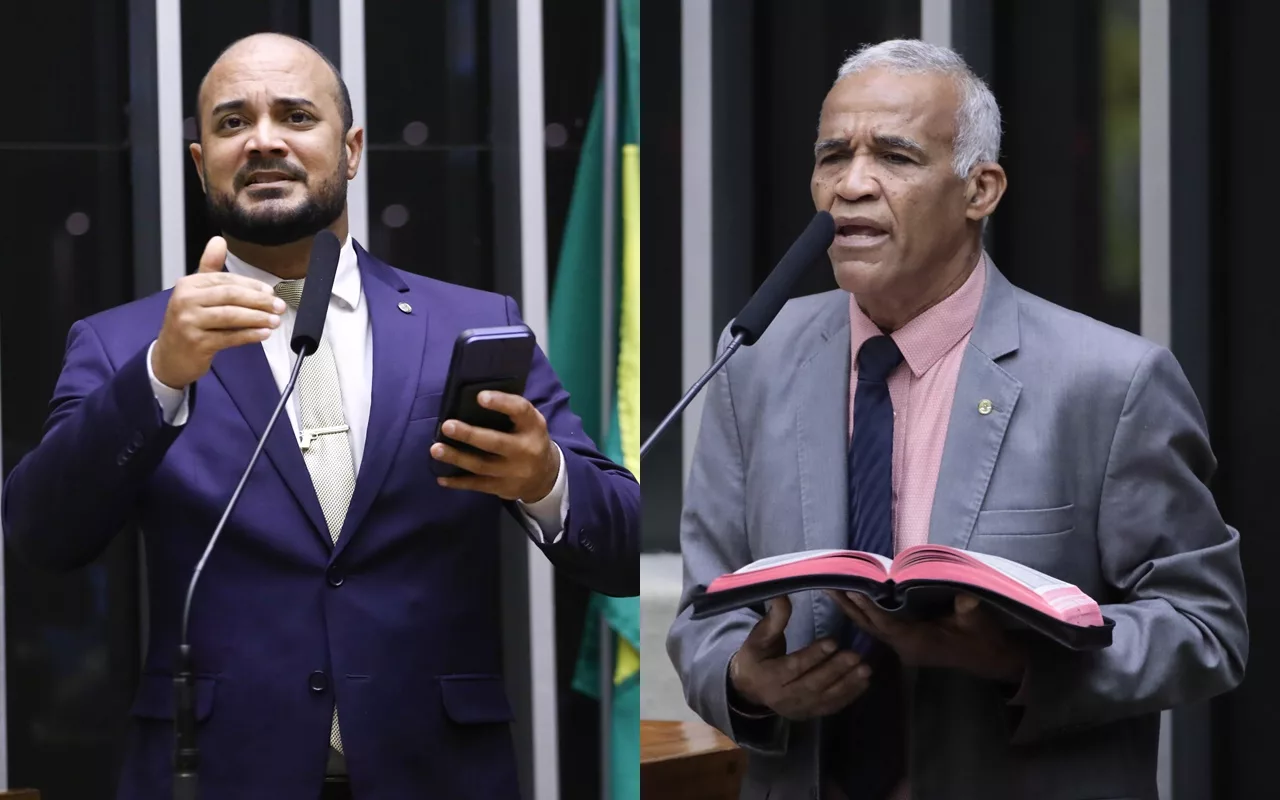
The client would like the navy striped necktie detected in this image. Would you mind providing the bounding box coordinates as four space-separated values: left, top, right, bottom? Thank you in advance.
827 333 906 800
848 334 903 620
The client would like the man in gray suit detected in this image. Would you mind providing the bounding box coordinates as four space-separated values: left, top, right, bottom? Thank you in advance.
666 39 1247 800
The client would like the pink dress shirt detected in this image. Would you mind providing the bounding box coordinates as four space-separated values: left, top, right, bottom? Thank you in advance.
848 257 987 554
839 257 987 800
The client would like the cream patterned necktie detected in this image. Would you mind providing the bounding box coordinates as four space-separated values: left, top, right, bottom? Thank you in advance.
274 279 353 755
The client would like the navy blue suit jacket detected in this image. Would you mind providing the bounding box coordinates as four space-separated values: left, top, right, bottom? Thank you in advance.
1 244 639 799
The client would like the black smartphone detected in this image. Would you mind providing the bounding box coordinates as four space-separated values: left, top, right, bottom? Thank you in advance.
431 324 537 477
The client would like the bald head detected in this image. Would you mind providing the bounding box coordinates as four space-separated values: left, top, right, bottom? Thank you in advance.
196 33 353 140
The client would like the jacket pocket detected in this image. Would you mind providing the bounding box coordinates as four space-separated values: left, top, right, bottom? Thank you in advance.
129 671 217 722
409 391 443 422
975 504 1075 536
438 674 514 724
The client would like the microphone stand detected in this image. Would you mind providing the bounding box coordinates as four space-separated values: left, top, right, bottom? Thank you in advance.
639 331 745 461
173 350 308 800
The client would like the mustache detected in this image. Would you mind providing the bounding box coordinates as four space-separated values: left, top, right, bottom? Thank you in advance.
234 159 308 190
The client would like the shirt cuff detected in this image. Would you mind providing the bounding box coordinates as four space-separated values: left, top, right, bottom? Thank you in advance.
514 443 569 544
147 340 190 426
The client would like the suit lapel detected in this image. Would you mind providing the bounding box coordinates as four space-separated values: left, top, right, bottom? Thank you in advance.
793 296 852 641
210 342 331 545
332 245 427 559
928 260 1023 550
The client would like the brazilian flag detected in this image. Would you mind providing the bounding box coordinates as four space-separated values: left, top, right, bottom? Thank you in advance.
547 0 639 798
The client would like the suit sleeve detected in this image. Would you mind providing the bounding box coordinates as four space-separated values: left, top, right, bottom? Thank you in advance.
665 325 790 755
1008 345 1248 743
502 296 639 597
1 321 187 572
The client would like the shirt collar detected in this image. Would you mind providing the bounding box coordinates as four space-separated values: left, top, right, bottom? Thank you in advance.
849 253 987 378
222 235 362 311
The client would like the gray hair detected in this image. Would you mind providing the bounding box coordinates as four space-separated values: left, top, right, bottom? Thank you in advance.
834 39 1001 178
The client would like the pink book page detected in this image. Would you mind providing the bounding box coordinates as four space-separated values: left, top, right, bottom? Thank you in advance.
890 546 1104 627
706 549 892 593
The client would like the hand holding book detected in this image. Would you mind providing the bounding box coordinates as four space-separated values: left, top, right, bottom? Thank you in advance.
830 590 1027 683
727 595 873 720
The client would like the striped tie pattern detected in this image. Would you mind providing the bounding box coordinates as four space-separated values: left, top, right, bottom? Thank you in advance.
847 333 902 633
274 279 354 755
830 333 907 800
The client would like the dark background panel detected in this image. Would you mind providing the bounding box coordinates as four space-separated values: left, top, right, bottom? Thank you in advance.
363 0 492 284
983 0 1141 335
364 149 495 287
638 0 682 554
2 1 131 145
364 0 488 147
543 0 603 281
1207 1 1279 797
1 148 140 799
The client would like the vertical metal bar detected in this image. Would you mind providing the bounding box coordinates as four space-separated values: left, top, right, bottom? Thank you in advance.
599 615 614 800
1139 1 1173 796
598 1 620 797
680 0 713 483
921 0 953 47
156 0 185 288
602 0 619 433
338 0 369 245
1140 0 1172 350
515 1 559 798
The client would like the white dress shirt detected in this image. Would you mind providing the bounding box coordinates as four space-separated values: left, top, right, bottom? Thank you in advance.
146 236 568 543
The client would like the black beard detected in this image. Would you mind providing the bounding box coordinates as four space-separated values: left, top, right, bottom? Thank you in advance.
205 164 348 247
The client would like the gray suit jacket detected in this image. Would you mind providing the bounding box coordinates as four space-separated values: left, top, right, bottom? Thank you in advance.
666 261 1247 800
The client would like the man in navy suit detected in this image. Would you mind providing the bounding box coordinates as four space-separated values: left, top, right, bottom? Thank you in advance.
1 32 638 799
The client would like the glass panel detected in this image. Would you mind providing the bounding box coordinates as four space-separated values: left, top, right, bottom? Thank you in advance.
364 0 492 286
639 0 682 556
365 1 488 147
987 0 1141 333
2 145 139 798
364 150 495 288
2 0 130 144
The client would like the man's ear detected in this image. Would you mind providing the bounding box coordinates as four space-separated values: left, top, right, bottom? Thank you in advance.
190 143 208 193
964 162 1007 223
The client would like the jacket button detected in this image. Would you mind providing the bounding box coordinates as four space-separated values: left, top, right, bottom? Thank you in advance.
130 433 144 448
327 567 344 587
309 671 328 693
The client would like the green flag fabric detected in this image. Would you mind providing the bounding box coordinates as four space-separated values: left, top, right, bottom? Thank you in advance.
547 0 640 798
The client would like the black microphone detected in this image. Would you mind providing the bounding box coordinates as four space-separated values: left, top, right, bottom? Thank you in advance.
173 230 343 799
639 211 834 460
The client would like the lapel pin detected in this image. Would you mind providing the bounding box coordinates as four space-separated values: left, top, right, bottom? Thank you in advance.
977 399 993 415
398 302 413 314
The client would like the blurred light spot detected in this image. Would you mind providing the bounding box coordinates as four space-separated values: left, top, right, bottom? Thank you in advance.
402 121 430 146
545 123 569 148
381 204 410 229
66 212 91 236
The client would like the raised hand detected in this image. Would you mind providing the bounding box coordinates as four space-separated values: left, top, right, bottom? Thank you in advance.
151 236 287 389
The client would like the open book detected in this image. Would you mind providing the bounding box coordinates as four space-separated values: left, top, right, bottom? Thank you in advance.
690 545 1114 651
